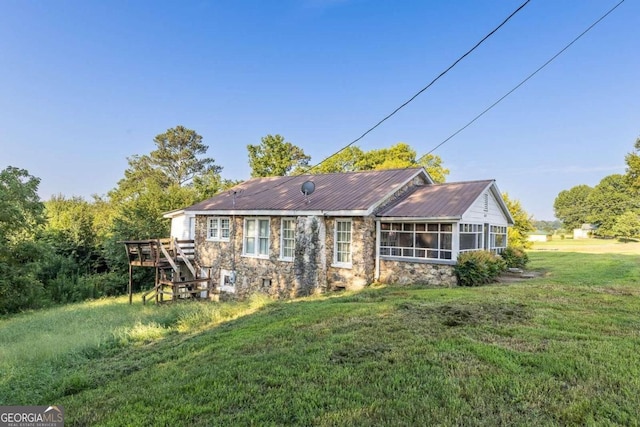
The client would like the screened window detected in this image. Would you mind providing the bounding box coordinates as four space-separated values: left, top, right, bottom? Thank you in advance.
490 225 508 253
334 219 352 266
380 222 453 260
459 223 484 253
207 217 230 241
243 218 270 258
280 218 296 261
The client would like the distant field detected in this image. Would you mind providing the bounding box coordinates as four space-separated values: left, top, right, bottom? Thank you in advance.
1 248 639 425
531 238 640 254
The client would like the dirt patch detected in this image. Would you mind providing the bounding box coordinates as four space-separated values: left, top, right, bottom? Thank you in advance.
398 301 532 327
496 270 545 284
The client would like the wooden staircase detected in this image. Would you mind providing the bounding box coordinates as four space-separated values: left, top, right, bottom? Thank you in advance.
123 239 211 304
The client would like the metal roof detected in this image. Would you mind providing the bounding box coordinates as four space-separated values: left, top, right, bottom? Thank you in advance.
186 168 426 213
376 180 495 218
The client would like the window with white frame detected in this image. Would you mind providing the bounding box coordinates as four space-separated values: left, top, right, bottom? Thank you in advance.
459 223 484 253
380 222 453 260
243 218 270 257
334 219 352 266
207 217 230 241
490 225 508 253
280 218 296 261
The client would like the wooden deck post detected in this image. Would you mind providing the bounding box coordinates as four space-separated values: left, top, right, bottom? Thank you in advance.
128 263 133 305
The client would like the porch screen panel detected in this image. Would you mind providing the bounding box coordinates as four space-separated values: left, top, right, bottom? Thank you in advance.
380 222 453 261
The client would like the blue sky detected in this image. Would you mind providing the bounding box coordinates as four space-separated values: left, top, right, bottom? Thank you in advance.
1 0 638 220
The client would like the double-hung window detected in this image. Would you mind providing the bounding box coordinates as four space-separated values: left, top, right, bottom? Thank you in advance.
280 218 296 261
334 219 352 267
243 218 270 258
207 217 230 241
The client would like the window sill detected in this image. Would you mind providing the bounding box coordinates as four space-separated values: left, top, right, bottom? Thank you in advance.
242 254 270 260
380 256 455 266
331 262 352 269
206 238 230 243
277 257 294 263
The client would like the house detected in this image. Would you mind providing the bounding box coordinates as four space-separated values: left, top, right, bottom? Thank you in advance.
164 167 514 299
573 224 596 239
528 231 551 242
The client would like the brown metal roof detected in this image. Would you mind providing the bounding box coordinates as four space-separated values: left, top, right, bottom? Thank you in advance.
186 168 425 213
376 180 494 218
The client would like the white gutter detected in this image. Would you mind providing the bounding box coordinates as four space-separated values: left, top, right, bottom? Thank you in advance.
375 219 381 281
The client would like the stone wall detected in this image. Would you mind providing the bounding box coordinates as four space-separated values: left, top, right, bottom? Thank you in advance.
325 216 376 290
378 259 456 287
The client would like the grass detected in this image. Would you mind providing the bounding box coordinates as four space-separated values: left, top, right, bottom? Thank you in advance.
1 247 640 425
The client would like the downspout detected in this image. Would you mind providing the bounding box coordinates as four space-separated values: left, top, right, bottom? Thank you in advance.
374 219 381 281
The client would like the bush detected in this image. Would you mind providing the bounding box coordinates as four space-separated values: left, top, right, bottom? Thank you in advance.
454 251 506 287
500 246 529 269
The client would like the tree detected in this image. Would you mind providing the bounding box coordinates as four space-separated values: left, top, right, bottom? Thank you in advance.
417 153 449 184
0 166 44 241
553 185 593 231
358 143 418 170
247 134 311 177
0 167 47 313
612 211 640 240
502 192 535 248
625 137 640 189
313 142 449 182
310 146 365 174
586 174 638 237
114 126 221 203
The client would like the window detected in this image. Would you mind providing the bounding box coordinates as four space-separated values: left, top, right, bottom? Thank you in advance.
220 269 235 293
459 223 484 253
380 222 453 260
490 225 508 253
334 219 352 266
207 217 230 241
243 218 270 257
280 218 296 261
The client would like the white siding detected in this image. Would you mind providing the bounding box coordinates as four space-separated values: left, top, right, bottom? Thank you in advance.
170 213 196 240
461 190 509 225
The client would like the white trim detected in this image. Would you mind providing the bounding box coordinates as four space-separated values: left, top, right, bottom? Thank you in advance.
458 181 514 226
376 216 461 222
206 216 230 242
187 209 326 216
332 218 352 268
220 269 236 293
242 217 270 259
375 220 381 280
279 217 296 262
365 168 430 215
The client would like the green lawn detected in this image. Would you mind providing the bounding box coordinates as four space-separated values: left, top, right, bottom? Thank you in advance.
1 251 640 426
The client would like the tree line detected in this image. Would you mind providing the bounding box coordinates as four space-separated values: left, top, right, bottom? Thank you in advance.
0 126 531 314
554 138 640 239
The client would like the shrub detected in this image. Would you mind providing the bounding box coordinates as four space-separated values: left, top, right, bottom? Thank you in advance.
454 251 506 287
500 246 529 269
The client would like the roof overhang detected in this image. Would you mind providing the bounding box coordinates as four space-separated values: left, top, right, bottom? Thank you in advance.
375 216 462 222
162 208 185 219
184 209 370 217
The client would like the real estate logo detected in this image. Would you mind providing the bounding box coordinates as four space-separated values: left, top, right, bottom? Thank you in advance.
0 406 64 427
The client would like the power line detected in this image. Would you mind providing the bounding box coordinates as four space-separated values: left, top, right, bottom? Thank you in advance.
309 0 531 172
425 0 626 156
238 1 532 198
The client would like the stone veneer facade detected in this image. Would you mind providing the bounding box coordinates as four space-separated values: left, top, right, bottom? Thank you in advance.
195 174 457 299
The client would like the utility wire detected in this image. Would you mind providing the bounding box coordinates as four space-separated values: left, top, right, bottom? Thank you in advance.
308 0 531 172
425 0 625 156
237 0 533 198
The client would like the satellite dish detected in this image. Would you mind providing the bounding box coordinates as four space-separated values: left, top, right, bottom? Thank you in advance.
301 180 315 196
